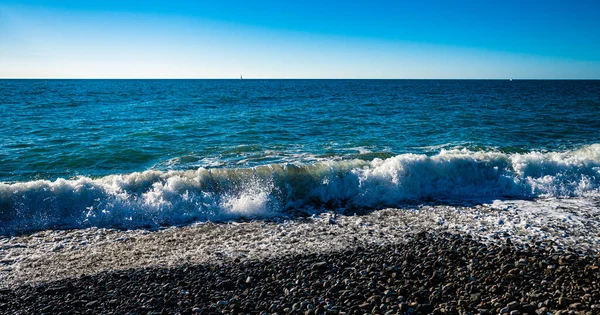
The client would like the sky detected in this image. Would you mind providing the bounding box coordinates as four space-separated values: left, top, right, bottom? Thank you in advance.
1 0 599 79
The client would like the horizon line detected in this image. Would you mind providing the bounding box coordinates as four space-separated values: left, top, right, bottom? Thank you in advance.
1 78 599 80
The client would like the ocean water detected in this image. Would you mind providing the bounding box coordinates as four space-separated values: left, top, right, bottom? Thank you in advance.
1 79 600 235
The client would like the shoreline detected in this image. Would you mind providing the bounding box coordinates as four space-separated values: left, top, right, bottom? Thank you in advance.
1 231 598 314
1 201 599 290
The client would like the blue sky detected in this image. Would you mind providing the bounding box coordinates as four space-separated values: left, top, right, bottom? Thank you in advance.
1 0 599 78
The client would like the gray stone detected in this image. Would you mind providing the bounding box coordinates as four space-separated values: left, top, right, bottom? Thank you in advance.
507 301 520 311
312 261 328 270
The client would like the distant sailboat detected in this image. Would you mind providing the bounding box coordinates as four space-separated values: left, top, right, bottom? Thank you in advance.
509 78 513 81
240 74 243 80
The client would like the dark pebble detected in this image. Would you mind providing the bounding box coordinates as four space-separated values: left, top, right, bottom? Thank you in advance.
0 232 597 314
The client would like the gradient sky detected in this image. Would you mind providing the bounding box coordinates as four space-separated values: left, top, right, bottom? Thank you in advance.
1 0 599 78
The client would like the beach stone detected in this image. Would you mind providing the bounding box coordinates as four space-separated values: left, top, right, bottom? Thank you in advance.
521 304 536 313
358 303 371 310
507 301 520 311
569 303 583 310
312 262 328 270
40 305 53 312
558 297 570 307
399 303 409 312
417 304 433 313
51 244 64 252
536 307 549 315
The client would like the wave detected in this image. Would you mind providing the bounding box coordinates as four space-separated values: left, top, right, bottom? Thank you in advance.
2 145 600 234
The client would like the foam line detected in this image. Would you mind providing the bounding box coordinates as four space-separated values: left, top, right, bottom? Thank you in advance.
1 145 600 234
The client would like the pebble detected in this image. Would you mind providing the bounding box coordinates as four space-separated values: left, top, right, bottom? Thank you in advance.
51 244 64 252
0 232 597 314
312 261 328 270
507 301 520 311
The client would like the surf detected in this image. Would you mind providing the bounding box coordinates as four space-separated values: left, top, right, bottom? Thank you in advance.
1 144 600 235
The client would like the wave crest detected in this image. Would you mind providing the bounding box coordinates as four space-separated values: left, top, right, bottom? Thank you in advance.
2 145 600 234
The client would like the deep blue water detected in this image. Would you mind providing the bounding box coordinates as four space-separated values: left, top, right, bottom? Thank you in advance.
1 79 600 233
2 79 599 182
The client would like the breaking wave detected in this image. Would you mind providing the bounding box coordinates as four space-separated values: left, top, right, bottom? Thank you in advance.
1 145 600 234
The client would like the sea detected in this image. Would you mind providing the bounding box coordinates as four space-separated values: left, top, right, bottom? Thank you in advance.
1 79 600 238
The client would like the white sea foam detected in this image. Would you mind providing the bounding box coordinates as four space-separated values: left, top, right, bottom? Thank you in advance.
1 145 600 234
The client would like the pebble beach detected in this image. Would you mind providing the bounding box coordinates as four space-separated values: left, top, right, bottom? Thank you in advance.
1 201 599 314
2 231 599 314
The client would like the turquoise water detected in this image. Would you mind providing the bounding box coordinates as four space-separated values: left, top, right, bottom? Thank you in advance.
1 79 600 233
3 79 599 181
